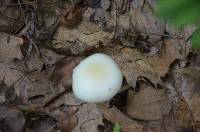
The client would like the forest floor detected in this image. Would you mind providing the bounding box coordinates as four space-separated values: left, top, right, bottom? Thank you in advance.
0 0 200 132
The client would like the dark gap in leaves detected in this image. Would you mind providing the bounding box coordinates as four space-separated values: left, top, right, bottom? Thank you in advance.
157 83 164 89
112 90 128 111
40 63 47 72
88 0 101 8
0 105 25 132
161 59 180 85
28 95 45 104
160 30 171 40
187 52 200 67
186 52 196 66
137 76 155 88
160 73 169 82
179 127 194 132
25 112 57 132
28 95 45 101
0 79 9 93
97 118 113 132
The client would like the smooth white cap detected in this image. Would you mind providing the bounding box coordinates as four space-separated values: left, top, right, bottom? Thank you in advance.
72 53 123 103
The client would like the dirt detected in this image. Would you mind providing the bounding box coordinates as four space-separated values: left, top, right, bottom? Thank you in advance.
0 0 199 132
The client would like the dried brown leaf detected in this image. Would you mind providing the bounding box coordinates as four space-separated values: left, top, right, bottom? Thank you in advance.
176 66 200 122
0 0 23 33
105 38 182 88
25 112 57 132
98 105 145 132
73 103 103 132
0 32 23 62
52 21 112 55
0 105 25 132
60 5 82 29
49 57 82 86
60 115 78 132
125 82 172 121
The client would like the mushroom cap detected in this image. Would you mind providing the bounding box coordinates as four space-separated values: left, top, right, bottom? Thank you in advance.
72 53 123 103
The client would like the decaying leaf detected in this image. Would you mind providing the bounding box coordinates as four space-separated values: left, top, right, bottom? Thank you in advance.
0 0 23 33
41 48 65 69
0 105 25 132
0 32 23 61
25 112 57 132
0 62 23 85
73 103 103 132
105 38 183 88
99 105 146 132
51 105 79 132
60 4 82 29
125 81 172 121
60 115 78 132
173 97 193 128
49 57 82 86
52 21 112 55
176 66 200 122
27 72 55 101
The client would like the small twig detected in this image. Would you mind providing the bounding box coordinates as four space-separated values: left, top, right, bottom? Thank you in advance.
112 1 119 40
0 1 62 6
43 88 71 108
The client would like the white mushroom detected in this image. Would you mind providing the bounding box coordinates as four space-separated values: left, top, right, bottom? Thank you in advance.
72 53 123 103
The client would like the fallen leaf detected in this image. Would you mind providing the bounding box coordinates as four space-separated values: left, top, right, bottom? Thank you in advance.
105 38 182 88
125 82 172 121
27 71 55 106
52 21 112 55
0 105 25 132
50 105 79 132
0 0 23 33
49 57 82 86
0 79 9 103
60 4 82 29
60 115 78 132
73 103 103 132
26 51 44 72
41 48 65 69
25 112 57 132
176 66 200 122
99 105 145 132
173 97 193 128
0 32 23 62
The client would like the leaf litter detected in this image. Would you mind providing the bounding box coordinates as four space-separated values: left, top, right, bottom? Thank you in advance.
0 0 199 132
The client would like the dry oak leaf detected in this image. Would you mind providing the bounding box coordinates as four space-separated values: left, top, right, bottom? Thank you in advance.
173 97 193 128
60 115 78 132
0 105 25 132
177 66 200 122
52 21 112 54
49 57 82 86
98 105 146 132
125 82 172 121
105 38 182 88
73 103 103 132
0 32 23 61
